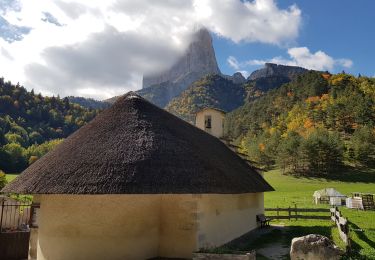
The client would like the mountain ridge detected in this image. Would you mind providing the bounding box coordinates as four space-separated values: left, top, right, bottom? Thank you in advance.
67 96 110 109
249 63 309 81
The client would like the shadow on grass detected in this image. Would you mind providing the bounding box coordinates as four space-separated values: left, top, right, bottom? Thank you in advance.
208 223 374 259
219 225 331 251
221 227 286 252
324 167 375 183
347 222 375 259
285 225 332 243
288 166 375 183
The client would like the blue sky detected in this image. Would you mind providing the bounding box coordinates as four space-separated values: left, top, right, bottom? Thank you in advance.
217 0 375 77
0 0 373 99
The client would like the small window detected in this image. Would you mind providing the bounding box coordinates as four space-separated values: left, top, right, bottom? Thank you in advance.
204 115 212 129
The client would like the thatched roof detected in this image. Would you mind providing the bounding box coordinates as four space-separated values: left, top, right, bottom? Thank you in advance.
2 92 273 194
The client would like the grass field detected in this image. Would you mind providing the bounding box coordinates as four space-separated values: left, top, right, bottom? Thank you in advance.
4 174 33 202
263 169 375 259
5 173 18 183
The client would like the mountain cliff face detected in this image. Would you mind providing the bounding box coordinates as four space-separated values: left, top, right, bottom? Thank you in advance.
249 63 308 81
137 28 221 107
142 28 220 89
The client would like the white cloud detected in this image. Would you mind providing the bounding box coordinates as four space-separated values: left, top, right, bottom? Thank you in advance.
195 0 301 44
227 56 241 70
238 70 250 78
0 0 302 99
0 0 21 14
229 47 353 72
227 56 250 78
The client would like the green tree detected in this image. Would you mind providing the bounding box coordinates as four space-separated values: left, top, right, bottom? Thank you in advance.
2 143 27 172
0 170 7 190
350 126 375 165
301 129 344 175
29 131 44 144
4 132 24 145
276 132 303 174
0 148 12 172
24 139 63 164
242 132 276 168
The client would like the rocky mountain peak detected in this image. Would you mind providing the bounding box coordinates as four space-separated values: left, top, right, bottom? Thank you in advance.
222 72 246 85
142 28 221 88
231 72 246 84
248 63 308 81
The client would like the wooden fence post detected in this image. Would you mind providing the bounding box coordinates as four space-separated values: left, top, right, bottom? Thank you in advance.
346 217 351 253
295 204 298 220
0 200 4 232
288 206 291 220
277 206 279 220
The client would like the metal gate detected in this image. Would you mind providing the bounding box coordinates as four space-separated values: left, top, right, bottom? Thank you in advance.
0 196 35 260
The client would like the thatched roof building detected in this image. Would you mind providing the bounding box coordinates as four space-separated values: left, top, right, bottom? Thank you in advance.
3 92 273 195
2 92 273 260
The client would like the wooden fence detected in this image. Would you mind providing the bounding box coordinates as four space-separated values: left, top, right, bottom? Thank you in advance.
0 198 32 232
265 206 330 220
330 207 351 250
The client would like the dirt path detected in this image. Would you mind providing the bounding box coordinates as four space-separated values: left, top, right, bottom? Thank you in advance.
223 224 291 259
257 243 290 259
256 225 290 259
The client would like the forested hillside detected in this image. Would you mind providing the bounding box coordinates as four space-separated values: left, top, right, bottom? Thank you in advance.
0 78 100 173
225 72 375 175
166 74 246 122
67 96 110 109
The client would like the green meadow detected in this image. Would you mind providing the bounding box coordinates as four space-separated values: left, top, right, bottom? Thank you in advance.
264 169 375 259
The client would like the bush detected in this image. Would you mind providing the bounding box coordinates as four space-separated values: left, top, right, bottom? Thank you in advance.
0 170 7 190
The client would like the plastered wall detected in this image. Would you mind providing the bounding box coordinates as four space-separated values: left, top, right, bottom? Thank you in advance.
35 193 263 260
158 195 199 258
196 193 264 249
37 195 160 260
195 109 225 138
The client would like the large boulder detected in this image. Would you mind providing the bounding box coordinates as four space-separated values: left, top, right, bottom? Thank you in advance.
290 234 344 260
